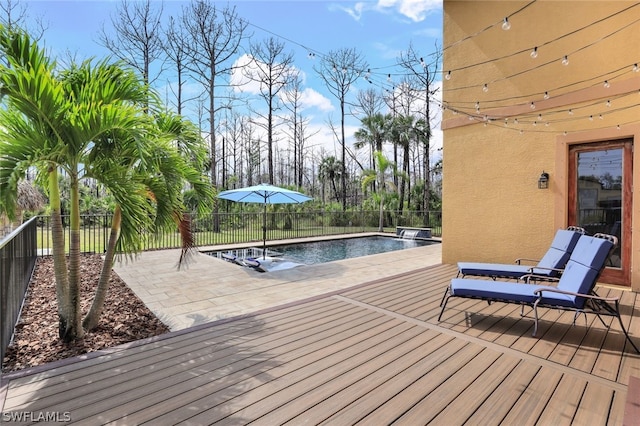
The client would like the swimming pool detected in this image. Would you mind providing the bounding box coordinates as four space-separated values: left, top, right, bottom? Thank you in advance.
269 236 436 265
208 235 438 269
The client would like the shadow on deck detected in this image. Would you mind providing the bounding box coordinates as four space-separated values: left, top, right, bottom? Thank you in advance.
1 263 639 424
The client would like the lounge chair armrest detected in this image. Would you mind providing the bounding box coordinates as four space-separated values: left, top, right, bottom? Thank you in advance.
533 287 620 302
515 257 539 265
520 274 560 283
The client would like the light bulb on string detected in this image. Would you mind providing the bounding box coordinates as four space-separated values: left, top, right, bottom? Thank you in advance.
617 125 621 130
604 80 610 88
530 47 538 58
482 84 488 93
634 64 639 73
562 55 569 66
606 100 611 107
444 71 451 80
502 17 511 30
387 74 391 82
589 115 594 121
530 102 536 110
420 57 426 69
568 109 574 115
543 91 549 100
599 114 603 120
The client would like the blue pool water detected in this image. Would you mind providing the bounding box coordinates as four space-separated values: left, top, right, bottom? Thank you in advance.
268 236 437 265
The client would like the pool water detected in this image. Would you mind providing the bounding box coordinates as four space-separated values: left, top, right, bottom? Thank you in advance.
268 236 436 265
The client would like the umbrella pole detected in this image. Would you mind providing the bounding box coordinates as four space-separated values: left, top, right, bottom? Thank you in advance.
263 202 267 259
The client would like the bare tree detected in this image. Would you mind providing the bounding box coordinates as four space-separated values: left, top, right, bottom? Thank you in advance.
355 87 385 119
98 0 165 87
181 1 247 188
163 15 195 116
244 37 295 184
397 42 442 214
283 70 318 189
0 0 46 65
315 48 368 210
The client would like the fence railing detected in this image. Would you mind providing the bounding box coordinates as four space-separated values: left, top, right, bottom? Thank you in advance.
35 210 442 254
1 217 38 363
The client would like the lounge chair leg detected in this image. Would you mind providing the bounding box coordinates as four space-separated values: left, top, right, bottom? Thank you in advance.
614 301 640 354
438 293 451 322
532 301 540 337
439 286 451 307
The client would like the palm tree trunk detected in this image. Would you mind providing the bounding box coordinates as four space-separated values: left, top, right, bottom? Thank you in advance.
48 166 71 339
378 195 384 232
83 205 121 331
64 173 84 341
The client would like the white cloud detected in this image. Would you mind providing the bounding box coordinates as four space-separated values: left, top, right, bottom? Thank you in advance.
338 0 441 23
382 0 441 22
300 88 334 112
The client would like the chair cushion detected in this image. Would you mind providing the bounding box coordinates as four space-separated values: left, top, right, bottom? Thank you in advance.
568 235 613 269
457 262 552 279
550 229 583 252
450 279 578 308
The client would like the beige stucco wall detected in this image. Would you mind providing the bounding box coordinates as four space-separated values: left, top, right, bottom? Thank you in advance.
442 1 640 289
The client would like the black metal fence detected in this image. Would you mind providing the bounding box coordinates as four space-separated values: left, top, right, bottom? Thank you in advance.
1 217 38 363
34 210 442 253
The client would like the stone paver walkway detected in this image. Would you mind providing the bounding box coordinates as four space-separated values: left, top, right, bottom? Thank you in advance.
114 234 442 330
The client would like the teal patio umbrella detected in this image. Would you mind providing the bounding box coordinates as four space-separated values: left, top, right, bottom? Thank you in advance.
217 184 313 259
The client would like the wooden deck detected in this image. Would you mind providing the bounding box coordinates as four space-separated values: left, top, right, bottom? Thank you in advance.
1 263 639 425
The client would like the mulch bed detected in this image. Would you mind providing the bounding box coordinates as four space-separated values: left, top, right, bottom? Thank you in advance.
1 254 171 373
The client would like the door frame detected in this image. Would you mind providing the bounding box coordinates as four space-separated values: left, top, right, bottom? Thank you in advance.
568 139 632 286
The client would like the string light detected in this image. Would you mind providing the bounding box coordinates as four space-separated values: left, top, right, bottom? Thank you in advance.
634 64 639 72
543 91 549 99
604 80 610 88
530 47 538 58
562 55 569 66
482 84 489 92
502 17 511 30
445 71 451 80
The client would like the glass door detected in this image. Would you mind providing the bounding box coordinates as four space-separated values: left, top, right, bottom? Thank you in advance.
568 140 632 286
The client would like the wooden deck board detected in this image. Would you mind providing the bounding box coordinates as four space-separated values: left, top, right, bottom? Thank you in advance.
1 263 638 425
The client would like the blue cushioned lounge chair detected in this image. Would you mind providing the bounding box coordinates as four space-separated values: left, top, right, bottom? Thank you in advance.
457 226 585 281
440 233 639 353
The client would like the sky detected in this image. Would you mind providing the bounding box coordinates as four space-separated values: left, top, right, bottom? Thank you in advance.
18 0 444 166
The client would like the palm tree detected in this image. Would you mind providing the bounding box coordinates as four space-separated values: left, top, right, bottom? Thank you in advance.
82 112 213 331
361 151 406 232
318 156 343 203
386 114 420 214
354 113 387 174
0 26 210 340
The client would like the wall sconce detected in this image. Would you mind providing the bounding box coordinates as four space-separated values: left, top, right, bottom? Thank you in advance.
538 171 549 189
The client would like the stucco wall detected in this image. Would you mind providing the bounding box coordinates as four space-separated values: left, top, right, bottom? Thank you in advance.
442 1 640 289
